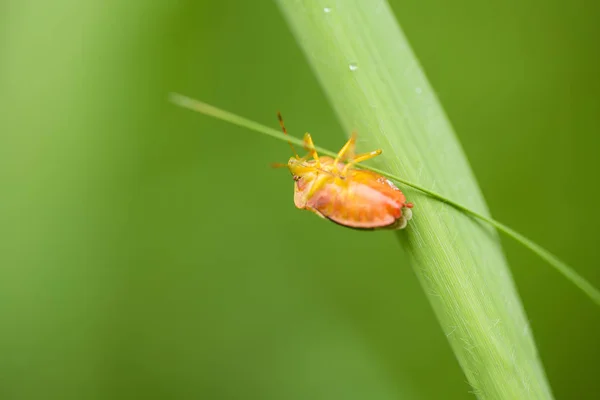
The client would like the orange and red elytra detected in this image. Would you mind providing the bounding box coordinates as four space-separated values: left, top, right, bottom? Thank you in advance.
274 113 414 230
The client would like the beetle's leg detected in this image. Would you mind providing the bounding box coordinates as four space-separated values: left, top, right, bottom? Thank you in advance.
341 149 382 176
352 150 382 163
306 174 329 199
303 133 321 167
333 132 357 166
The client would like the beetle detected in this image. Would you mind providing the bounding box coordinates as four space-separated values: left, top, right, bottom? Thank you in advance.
274 113 413 230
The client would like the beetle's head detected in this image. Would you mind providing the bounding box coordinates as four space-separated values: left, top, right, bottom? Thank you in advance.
287 157 308 179
271 111 319 181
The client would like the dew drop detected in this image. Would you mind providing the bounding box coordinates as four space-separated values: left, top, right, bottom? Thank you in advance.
348 62 358 71
324 7 332 13
415 87 423 94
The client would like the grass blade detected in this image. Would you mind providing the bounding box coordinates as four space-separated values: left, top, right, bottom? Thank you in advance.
169 92 600 308
274 1 553 398
227 0 563 397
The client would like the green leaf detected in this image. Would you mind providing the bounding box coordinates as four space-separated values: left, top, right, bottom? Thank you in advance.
273 1 553 399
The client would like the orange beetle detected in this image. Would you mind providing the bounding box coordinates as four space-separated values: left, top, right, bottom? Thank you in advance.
275 113 413 230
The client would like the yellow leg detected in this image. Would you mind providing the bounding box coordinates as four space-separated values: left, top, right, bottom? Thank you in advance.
306 174 329 199
341 149 382 175
303 133 321 167
333 132 357 165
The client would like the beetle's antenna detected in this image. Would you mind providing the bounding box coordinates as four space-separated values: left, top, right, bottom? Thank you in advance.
277 111 299 158
270 162 287 169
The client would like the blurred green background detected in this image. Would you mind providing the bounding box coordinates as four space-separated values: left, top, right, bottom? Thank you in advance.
1 1 598 399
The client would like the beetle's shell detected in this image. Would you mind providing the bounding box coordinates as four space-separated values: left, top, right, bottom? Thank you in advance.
294 158 410 230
